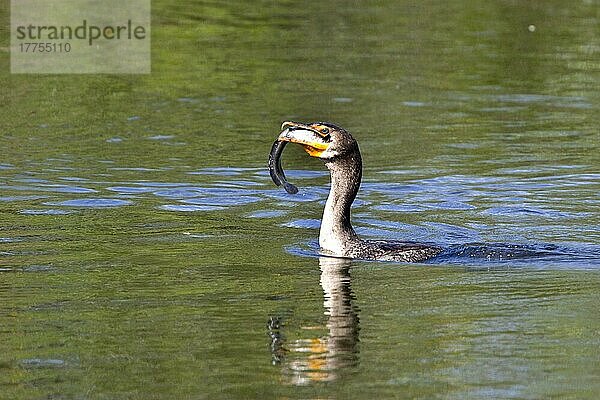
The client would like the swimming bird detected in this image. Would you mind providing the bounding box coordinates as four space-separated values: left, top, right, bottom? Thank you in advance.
269 121 442 262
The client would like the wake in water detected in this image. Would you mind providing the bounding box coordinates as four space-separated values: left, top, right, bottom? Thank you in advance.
286 240 600 269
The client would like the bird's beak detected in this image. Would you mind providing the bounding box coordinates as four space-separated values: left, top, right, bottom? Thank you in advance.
277 121 330 158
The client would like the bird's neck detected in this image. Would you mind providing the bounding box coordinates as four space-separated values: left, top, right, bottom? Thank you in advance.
319 149 362 255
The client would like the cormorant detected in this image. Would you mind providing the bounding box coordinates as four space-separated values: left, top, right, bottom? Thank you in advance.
269 121 442 262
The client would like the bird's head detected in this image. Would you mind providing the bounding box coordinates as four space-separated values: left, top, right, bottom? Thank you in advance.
277 121 357 160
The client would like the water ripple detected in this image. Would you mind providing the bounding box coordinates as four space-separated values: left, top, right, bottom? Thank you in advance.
20 209 74 215
188 167 258 176
3 184 97 193
48 199 134 208
159 204 226 212
106 186 158 194
1 165 598 267
245 210 287 218
20 359 66 368
284 219 321 229
181 196 262 206
152 188 206 198
0 195 48 202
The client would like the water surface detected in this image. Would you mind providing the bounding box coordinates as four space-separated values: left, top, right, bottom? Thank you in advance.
1 1 599 398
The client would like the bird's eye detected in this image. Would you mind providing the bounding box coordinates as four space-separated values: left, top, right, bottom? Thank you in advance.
321 128 329 134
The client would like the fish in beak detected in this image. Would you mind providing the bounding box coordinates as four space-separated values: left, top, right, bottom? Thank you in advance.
268 121 331 194
268 140 298 194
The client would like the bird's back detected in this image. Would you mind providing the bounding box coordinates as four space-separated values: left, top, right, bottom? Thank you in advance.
347 240 442 262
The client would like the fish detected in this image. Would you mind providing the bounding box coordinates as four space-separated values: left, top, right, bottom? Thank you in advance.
268 139 298 194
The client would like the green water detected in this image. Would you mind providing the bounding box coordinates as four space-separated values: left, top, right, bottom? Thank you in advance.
1 1 600 399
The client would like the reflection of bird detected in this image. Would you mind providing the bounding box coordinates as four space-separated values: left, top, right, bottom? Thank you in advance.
273 121 442 262
267 256 359 385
